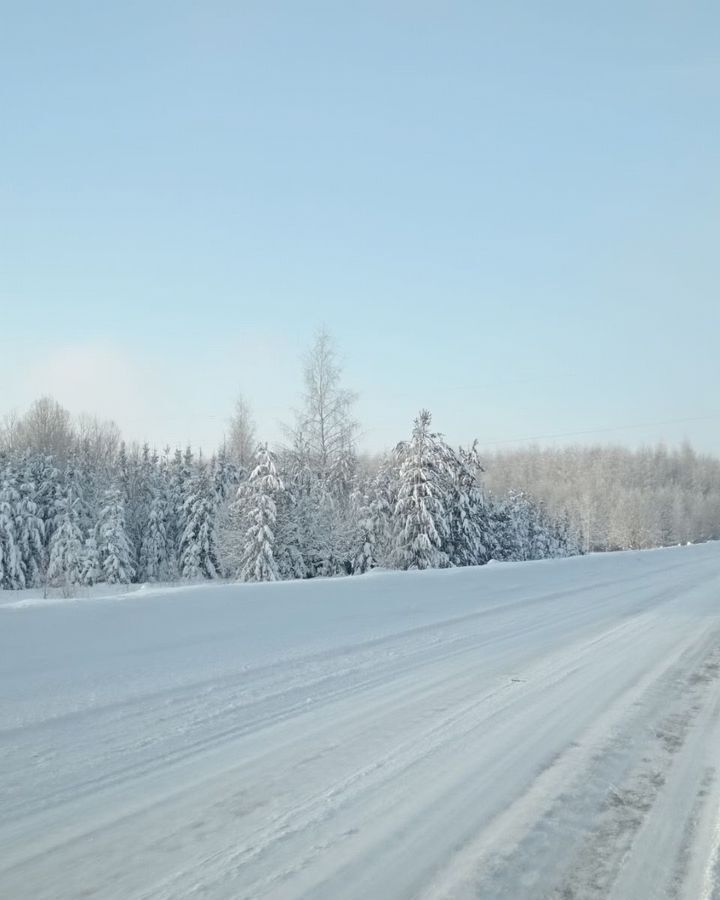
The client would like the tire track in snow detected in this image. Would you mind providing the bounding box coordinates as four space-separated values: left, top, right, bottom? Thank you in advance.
1 544 719 900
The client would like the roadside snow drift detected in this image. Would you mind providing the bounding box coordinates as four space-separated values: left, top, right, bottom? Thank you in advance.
2 544 720 899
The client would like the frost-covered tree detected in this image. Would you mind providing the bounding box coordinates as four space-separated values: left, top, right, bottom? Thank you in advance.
4 397 75 463
274 489 308 580
64 456 95 538
0 465 23 589
236 444 283 582
292 330 357 488
131 447 176 583
227 394 256 471
178 469 218 580
502 491 534 561
350 489 377 574
170 447 195 561
390 411 450 570
80 535 102 586
366 461 395 566
75 414 121 475
492 490 578 562
484 443 720 552
47 494 84 588
15 464 45 587
292 476 345 576
25 453 61 550
446 442 491 567
139 489 171 582
210 448 240 506
97 487 135 584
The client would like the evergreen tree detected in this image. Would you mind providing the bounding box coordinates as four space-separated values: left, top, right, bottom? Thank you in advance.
26 453 61 551
0 464 23 589
64 455 94 538
171 447 195 559
367 462 395 566
237 445 283 582
503 491 533 561
178 468 218 580
350 489 377 574
211 447 239 506
15 463 45 587
158 448 180 578
274 490 308 580
447 442 491 567
293 476 341 576
47 494 84 588
98 487 135 584
139 489 171 581
80 535 102 586
390 411 450 571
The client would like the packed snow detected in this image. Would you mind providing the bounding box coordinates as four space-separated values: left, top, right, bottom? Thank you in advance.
1 543 720 899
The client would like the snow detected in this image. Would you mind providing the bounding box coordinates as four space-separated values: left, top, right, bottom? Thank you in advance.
1 543 720 899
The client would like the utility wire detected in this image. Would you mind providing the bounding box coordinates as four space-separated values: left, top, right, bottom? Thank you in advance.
475 413 720 448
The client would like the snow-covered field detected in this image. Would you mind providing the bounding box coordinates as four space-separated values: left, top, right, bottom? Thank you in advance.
1 544 720 900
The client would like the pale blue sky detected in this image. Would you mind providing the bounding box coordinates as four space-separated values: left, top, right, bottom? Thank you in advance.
2 1 719 453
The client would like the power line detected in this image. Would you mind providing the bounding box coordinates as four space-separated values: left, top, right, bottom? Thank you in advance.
475 413 720 448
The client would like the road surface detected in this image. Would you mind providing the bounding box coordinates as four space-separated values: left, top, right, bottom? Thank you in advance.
1 543 719 899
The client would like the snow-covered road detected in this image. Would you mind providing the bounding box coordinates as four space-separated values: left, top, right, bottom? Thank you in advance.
1 543 720 899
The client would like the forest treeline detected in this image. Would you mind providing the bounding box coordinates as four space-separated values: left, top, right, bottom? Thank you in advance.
0 333 716 591
485 444 720 552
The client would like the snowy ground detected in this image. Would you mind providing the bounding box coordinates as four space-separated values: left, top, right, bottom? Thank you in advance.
1 544 720 900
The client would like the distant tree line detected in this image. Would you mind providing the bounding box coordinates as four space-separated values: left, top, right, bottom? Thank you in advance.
484 444 720 552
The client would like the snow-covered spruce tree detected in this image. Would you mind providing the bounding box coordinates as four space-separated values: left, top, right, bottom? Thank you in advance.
25 452 61 553
214 499 239 578
556 510 582 557
494 490 577 562
15 462 45 588
80 535 102 586
117 442 152 569
208 453 251 580
178 467 218 580
366 459 396 567
329 441 358 506
97 487 135 584
236 444 283 582
134 447 177 583
132 444 155 571
350 488 377 574
155 448 179 579
64 455 95 539
502 490 533 561
47 493 85 588
139 488 171 582
274 489 308 580
390 410 451 570
528 500 555 559
211 447 240 506
0 463 24 589
169 446 196 568
447 442 492 567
